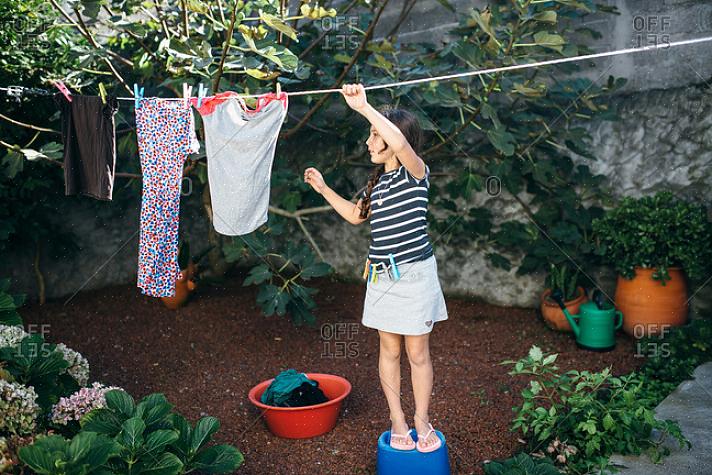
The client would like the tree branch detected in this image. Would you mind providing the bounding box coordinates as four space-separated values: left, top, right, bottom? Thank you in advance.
213 1 239 93
46 0 133 94
0 113 60 134
280 0 391 140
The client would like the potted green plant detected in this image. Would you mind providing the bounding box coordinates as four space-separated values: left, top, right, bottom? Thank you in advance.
540 263 587 332
592 191 712 337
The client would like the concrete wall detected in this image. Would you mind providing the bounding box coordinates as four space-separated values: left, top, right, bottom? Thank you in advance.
4 0 712 315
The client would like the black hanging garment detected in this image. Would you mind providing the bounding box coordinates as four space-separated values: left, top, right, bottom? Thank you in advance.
54 93 119 200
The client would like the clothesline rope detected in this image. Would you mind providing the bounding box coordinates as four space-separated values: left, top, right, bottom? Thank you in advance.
2 35 712 101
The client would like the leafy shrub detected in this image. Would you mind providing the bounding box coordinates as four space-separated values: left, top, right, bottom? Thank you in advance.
0 279 23 327
483 452 561 475
0 333 79 412
592 191 712 284
635 317 712 406
544 263 581 302
19 431 120 475
81 389 243 474
225 230 332 325
503 346 689 473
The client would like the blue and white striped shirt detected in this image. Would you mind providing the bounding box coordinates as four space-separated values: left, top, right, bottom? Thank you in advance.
362 164 433 266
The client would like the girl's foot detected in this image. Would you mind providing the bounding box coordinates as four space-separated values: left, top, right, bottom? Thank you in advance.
414 418 440 450
390 416 410 438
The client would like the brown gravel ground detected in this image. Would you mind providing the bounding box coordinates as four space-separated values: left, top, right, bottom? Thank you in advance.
21 274 643 475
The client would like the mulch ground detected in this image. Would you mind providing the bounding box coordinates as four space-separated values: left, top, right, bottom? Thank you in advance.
21 273 643 475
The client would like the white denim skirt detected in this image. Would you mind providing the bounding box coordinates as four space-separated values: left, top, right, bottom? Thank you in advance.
362 255 448 335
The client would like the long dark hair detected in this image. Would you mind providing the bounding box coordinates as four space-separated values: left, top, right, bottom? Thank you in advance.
358 106 424 219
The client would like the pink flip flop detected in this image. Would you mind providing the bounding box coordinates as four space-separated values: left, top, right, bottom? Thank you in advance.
416 423 442 453
389 429 416 450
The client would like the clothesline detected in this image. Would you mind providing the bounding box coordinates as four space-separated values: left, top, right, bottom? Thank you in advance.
2 35 711 102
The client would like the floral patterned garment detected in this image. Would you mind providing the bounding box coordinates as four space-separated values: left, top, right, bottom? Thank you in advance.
135 98 199 297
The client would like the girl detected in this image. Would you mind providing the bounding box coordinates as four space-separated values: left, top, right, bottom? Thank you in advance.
304 83 448 453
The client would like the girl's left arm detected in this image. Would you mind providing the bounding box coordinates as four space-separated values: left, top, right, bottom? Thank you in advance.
343 84 427 180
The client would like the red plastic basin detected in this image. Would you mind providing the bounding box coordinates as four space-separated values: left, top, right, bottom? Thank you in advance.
248 373 351 439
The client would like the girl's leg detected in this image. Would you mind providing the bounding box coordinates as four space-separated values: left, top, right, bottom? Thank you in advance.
405 333 438 447
378 330 409 435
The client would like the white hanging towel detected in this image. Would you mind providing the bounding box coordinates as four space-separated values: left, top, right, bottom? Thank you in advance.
194 91 288 235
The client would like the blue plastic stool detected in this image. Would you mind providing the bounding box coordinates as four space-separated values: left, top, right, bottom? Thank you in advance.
376 430 450 475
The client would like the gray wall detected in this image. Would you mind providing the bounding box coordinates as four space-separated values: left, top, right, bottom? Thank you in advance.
5 0 712 315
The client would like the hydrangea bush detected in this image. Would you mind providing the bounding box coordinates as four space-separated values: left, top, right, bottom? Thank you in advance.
0 325 28 349
0 380 40 435
50 382 122 426
54 343 90 387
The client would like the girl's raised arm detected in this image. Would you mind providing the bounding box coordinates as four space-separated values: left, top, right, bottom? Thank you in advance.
342 83 427 180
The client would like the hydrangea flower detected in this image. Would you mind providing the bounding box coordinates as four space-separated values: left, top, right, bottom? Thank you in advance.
0 436 12 472
0 324 28 349
55 343 90 387
0 380 40 435
50 382 122 426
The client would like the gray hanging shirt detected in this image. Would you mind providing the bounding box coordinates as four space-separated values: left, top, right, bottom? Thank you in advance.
195 92 288 236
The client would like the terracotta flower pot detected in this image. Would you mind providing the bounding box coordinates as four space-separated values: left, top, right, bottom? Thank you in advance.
615 267 688 338
540 286 587 332
161 261 197 310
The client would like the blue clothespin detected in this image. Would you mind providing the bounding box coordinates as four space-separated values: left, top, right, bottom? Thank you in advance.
133 83 144 110
197 83 207 108
388 254 400 281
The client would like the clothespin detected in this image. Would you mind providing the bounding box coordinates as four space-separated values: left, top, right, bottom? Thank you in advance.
133 83 144 110
98 83 107 104
275 81 282 98
182 82 193 107
197 83 207 108
6 86 23 103
388 253 401 281
362 258 371 280
372 265 379 284
53 81 72 102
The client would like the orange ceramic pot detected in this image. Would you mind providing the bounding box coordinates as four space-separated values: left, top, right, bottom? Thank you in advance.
615 267 688 338
540 287 588 332
161 262 197 310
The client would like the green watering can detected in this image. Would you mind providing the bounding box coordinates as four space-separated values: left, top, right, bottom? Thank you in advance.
550 289 623 351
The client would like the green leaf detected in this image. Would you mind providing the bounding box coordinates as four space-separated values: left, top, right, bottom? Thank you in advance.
191 444 245 473
140 451 184 475
533 11 557 23
532 31 566 53
120 417 146 451
487 127 516 156
2 151 24 178
260 12 298 41
190 416 220 453
243 264 272 286
105 389 135 418
300 262 331 279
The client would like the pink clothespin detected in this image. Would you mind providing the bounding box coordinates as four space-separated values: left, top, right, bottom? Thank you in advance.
53 81 72 102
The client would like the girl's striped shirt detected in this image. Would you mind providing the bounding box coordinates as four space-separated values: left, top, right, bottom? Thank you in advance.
362 164 433 266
